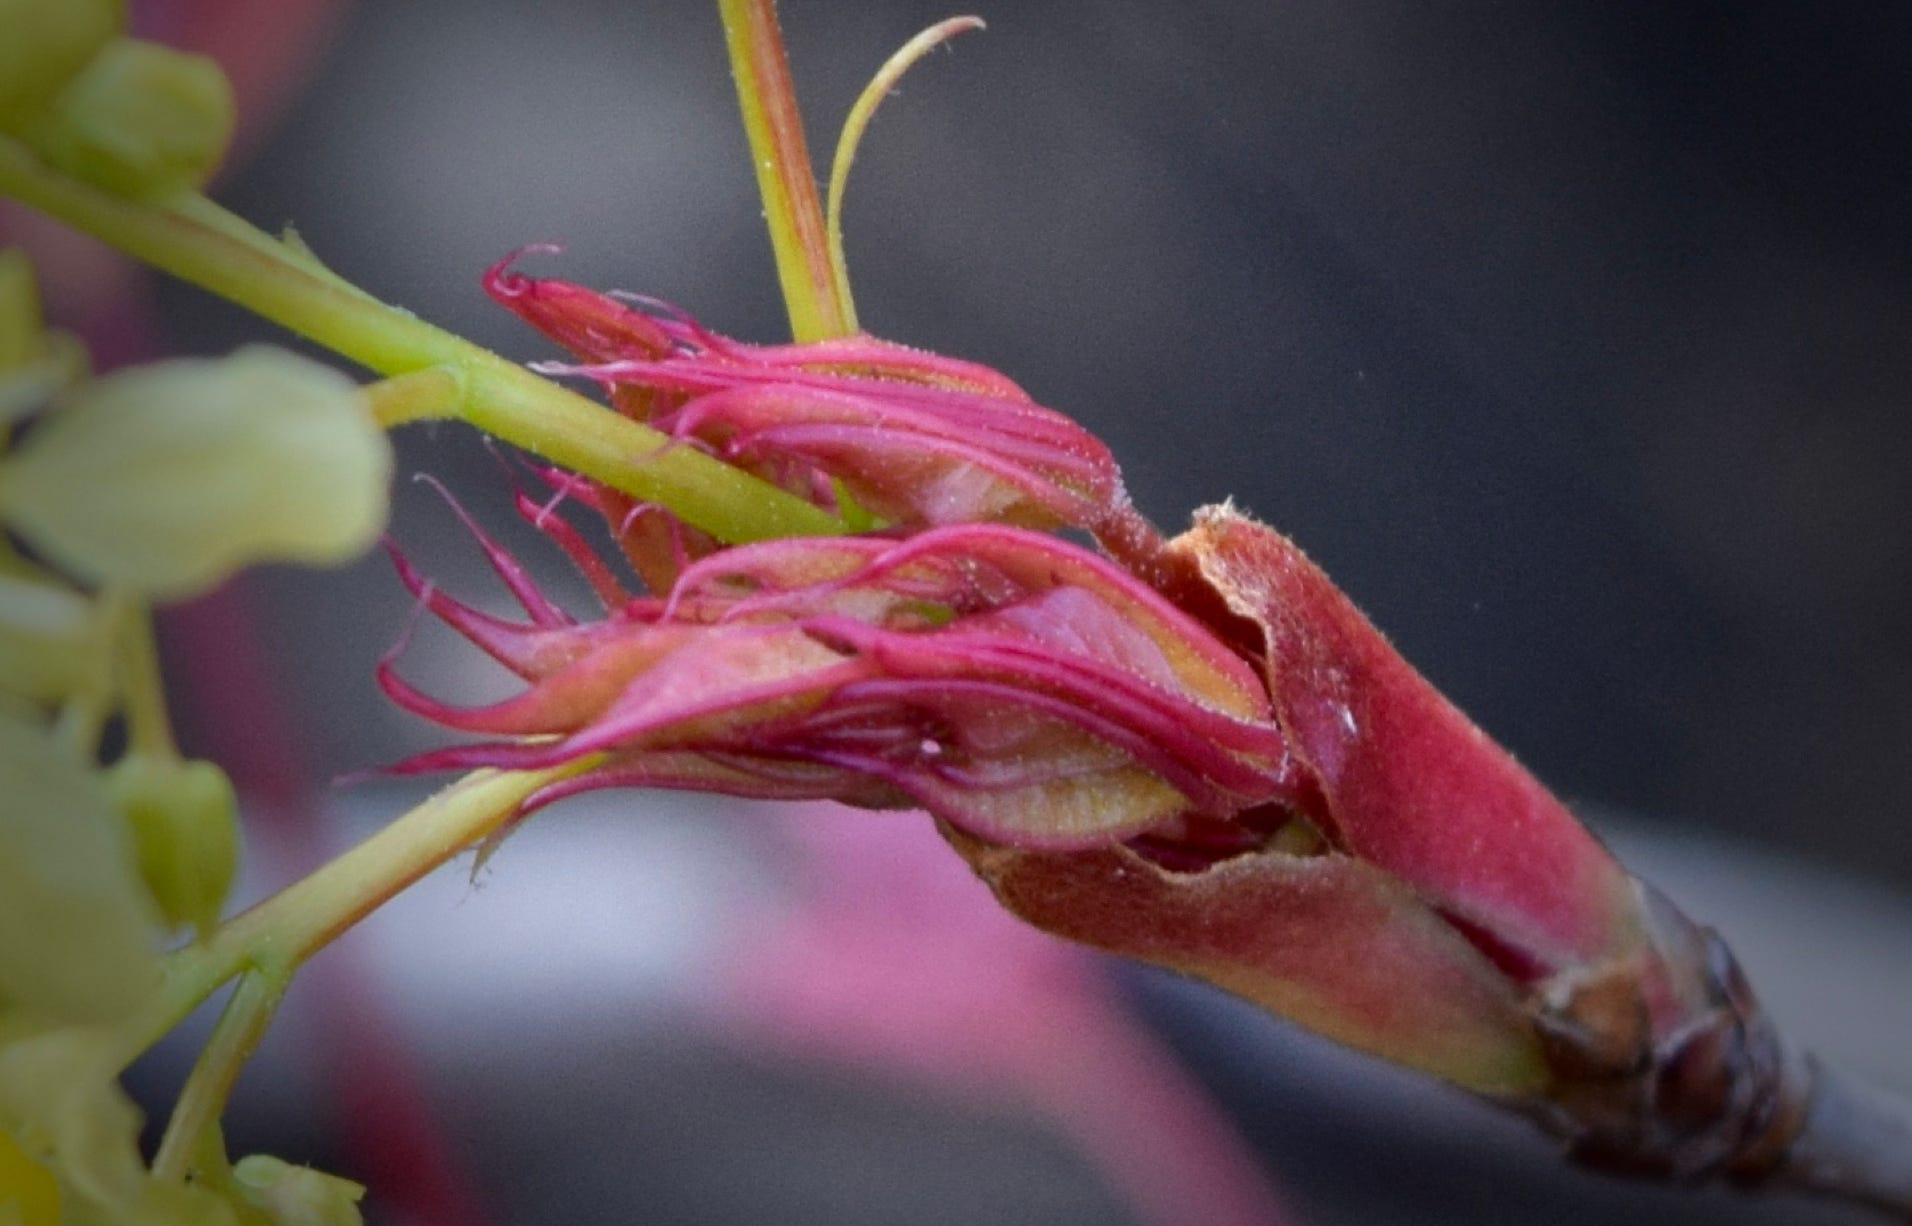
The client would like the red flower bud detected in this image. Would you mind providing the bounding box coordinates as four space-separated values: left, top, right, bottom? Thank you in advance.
484 253 1128 534
384 272 1812 1169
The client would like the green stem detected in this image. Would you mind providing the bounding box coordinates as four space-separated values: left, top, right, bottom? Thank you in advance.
0 135 840 544
116 594 177 760
163 192 373 301
112 764 587 1070
50 587 123 762
718 0 856 341
150 969 283 1184
364 365 463 429
718 0 874 528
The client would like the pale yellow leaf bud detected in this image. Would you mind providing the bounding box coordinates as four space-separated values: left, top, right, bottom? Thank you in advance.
103 755 239 939
26 37 233 197
0 346 393 601
0 1031 145 1219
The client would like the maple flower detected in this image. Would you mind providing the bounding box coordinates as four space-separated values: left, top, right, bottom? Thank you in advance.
485 253 1130 537
387 259 1812 1179
382 513 1295 850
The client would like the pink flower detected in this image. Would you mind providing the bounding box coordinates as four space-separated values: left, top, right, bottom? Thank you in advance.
384 264 1802 1171
382 511 1295 850
485 253 1128 535
950 504 1800 1168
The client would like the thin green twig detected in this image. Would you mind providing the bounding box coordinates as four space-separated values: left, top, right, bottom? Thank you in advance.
0 135 841 544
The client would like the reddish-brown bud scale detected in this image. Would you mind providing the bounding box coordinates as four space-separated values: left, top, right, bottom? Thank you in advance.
944 828 1549 1092
1157 505 1641 977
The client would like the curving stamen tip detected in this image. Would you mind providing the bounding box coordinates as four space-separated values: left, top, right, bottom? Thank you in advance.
483 242 567 298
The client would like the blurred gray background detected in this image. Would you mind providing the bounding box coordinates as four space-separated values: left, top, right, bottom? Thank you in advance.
76 0 1912 1223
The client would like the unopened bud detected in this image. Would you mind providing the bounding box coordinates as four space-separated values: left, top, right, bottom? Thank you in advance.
103 754 239 938
0 573 107 704
27 37 233 197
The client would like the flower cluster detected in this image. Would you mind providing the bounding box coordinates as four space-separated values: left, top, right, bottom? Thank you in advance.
385 254 1264 854
4 12 392 1206
385 515 1296 848
489 253 1128 534
2 229 377 1223
0 0 1859 1212
388 259 1804 1172
484 253 1136 574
